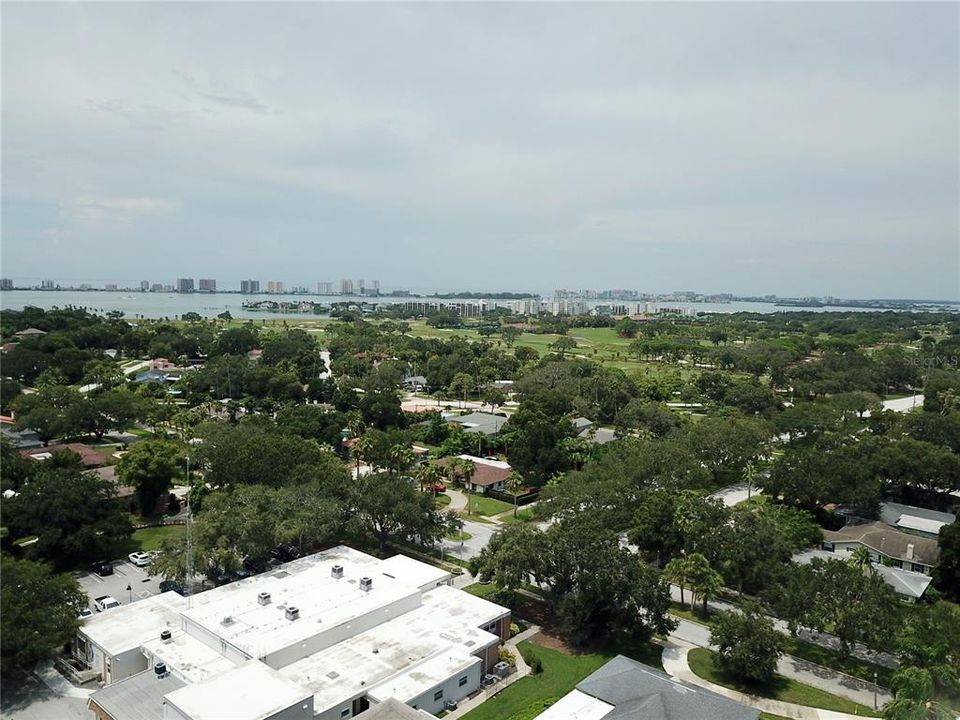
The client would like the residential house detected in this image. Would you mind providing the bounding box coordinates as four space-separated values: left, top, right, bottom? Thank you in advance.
821 521 940 575
20 443 103 467
879 502 955 540
793 548 933 603
442 455 512 494
574 417 617 445
446 412 508 439
535 654 759 720
14 327 46 337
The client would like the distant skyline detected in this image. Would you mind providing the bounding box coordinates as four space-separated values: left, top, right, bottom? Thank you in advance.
2 3 958 299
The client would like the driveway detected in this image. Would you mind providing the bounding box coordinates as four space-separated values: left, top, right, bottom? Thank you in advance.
709 483 763 508
438 519 497 561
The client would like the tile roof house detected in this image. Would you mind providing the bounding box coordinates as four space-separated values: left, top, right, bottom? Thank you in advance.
21 443 104 467
536 654 759 720
822 521 940 575
440 455 512 493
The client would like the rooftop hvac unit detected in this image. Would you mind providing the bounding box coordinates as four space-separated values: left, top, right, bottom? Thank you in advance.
154 662 168 678
285 606 300 621
160 630 172 642
331 565 344 579
359 577 373 592
258 592 271 605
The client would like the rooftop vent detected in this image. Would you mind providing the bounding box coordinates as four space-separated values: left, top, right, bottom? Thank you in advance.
258 592 271 606
285 606 300 621
221 616 234 626
154 662 168 678
331 565 344 579
359 576 373 592
160 630 172 642
906 544 915 560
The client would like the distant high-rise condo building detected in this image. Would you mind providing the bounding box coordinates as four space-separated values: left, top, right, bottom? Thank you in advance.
240 280 260 294
0 278 12 291
372 279 380 291
105 283 118 291
151 283 164 292
176 278 195 293
40 279 55 290
267 281 285 294
340 279 354 295
198 278 217 293
140 280 150 292
317 281 334 295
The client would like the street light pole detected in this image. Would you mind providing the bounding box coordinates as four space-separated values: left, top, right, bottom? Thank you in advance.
873 672 878 710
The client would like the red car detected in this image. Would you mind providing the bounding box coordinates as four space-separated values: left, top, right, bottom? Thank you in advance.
427 482 446 493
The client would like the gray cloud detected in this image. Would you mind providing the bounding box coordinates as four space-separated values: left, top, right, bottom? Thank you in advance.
1 2 957 298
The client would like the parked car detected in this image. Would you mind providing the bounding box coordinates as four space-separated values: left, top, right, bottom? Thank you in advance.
427 482 446 493
128 551 153 567
207 569 235 587
158 580 185 596
78 608 94 621
91 560 113 576
94 596 121 612
242 556 267 574
270 543 300 563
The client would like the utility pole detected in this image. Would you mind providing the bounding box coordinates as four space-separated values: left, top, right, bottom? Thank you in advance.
185 455 194 608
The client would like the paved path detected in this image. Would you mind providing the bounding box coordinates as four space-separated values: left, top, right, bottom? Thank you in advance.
662 640 880 720
440 519 497 561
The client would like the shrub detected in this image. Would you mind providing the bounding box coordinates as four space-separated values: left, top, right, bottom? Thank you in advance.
521 647 543 674
498 647 516 667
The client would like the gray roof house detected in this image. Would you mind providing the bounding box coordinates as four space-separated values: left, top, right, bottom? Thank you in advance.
822 521 940 574
447 412 508 437
535 654 759 720
793 549 933 602
879 502 956 540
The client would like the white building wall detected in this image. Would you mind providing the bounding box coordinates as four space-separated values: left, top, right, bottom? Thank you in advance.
406 658 482 715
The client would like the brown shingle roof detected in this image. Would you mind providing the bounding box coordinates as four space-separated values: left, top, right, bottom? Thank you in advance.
20 443 104 467
439 455 511 487
823 521 940 566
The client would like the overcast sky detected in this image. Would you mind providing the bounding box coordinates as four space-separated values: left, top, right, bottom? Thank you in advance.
2 2 958 299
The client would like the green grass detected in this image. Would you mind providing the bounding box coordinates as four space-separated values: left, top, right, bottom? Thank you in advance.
461 639 662 720
463 494 513 517
669 600 711 625
464 582 502 600
446 529 473 541
132 525 186 551
687 648 880 717
499 509 536 525
434 493 452 507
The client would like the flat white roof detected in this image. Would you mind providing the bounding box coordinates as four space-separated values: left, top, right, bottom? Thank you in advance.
367 652 481 704
457 454 511 470
141 630 237 684
180 547 418 660
896 515 947 535
164 660 312 720
534 689 614 720
82 593 187 656
378 554 451 592
279 599 500 712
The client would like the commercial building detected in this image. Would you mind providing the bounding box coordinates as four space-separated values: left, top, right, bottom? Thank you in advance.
81 547 509 720
198 279 217 293
241 280 261 294
536 654 759 720
176 278 195 293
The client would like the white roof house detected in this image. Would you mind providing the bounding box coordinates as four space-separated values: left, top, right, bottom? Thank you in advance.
84 547 509 720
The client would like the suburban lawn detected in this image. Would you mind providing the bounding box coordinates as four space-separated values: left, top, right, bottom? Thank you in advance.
499 509 536 525
463 494 513 517
686 648 881 717
461 638 663 720
111 525 186 557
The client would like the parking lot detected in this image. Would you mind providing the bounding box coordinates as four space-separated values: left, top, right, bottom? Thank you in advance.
75 559 165 612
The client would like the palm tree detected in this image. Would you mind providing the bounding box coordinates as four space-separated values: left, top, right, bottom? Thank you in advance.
850 546 874 573
417 462 443 493
387 444 415 477
663 556 690 609
353 434 375 474
686 553 723 618
505 471 525 518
